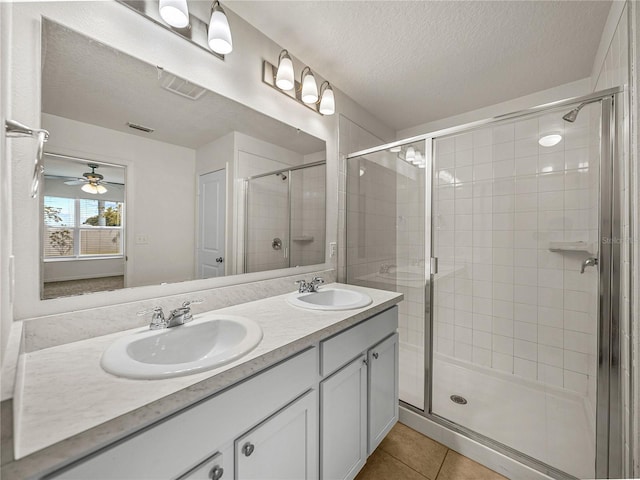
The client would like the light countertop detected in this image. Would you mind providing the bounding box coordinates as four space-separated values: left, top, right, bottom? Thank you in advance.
4 283 402 479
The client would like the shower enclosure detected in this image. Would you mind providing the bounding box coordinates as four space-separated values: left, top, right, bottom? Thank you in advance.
346 88 623 479
243 162 325 274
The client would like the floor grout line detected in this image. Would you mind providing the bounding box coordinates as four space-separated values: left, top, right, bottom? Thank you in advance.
433 449 450 480
378 445 442 480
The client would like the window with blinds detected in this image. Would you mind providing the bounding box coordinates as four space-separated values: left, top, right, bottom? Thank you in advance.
43 196 124 259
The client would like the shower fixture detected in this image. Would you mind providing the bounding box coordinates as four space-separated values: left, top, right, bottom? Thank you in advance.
276 172 287 181
562 98 602 122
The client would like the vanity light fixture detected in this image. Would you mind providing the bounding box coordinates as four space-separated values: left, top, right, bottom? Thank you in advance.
319 82 335 115
406 146 416 163
538 133 562 147
301 67 318 104
159 0 189 28
275 50 295 91
389 146 401 153
208 0 233 55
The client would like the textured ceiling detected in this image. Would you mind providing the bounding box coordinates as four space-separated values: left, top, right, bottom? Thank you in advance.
227 0 611 131
41 21 325 154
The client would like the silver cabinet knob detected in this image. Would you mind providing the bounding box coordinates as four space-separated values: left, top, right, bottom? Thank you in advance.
209 465 224 480
242 442 255 457
372 352 379 359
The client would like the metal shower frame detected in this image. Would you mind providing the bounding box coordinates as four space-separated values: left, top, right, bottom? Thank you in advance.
346 86 626 479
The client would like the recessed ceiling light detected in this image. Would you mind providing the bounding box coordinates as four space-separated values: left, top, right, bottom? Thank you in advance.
539 134 562 147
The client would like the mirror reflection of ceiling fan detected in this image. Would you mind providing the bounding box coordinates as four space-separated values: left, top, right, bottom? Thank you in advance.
64 163 112 194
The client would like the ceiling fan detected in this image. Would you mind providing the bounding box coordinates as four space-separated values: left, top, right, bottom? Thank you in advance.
64 163 110 194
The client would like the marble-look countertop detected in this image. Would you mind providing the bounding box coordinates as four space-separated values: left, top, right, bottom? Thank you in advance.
4 283 402 479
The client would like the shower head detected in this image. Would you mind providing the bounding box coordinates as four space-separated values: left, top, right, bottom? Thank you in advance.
276 172 287 181
562 106 581 123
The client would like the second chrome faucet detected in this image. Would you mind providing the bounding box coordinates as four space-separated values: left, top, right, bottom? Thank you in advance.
295 276 325 293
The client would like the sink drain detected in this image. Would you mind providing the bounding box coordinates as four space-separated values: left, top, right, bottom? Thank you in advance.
450 394 468 405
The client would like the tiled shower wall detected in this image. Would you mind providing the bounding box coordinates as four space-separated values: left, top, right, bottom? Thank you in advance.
433 112 600 401
290 165 326 267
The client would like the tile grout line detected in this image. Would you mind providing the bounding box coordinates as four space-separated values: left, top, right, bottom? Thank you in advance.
378 444 443 480
433 449 451 480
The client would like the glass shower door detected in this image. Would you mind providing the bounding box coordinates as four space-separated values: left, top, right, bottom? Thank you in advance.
346 143 427 410
430 101 602 478
245 173 289 273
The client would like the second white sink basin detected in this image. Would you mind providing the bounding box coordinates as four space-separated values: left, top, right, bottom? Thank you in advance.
287 287 372 311
101 314 263 380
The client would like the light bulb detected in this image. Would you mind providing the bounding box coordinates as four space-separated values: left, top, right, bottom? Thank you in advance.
275 50 294 91
406 146 416 163
159 0 189 28
96 184 108 194
208 1 233 55
301 68 318 104
538 134 562 147
319 83 335 115
413 151 423 165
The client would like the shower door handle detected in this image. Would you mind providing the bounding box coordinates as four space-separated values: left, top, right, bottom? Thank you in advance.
580 257 598 274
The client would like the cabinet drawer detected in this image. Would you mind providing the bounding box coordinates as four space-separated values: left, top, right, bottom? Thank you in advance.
47 347 318 479
320 307 397 377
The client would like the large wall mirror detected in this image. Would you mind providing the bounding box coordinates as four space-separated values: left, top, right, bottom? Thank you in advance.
40 19 327 300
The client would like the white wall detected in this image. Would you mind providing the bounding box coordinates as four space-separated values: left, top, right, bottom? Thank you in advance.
42 114 196 289
5 1 393 320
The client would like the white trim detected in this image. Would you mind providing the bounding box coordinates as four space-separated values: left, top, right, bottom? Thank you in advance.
591 1 629 89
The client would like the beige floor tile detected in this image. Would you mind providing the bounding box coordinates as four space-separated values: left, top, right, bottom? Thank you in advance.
436 450 508 480
355 448 428 480
379 423 448 479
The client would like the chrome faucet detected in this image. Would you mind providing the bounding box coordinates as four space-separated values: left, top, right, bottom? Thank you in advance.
137 300 204 329
295 276 325 293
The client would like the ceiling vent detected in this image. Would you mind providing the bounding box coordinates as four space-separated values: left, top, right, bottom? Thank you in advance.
127 122 154 133
158 67 207 100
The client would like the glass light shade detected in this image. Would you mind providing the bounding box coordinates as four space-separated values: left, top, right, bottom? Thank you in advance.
208 3 233 55
81 183 107 194
538 134 562 147
159 0 189 28
412 151 423 165
389 146 401 153
319 84 335 115
406 146 416 162
275 52 294 91
301 69 318 104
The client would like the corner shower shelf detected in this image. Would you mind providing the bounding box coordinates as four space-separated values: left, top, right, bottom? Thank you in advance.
292 235 314 242
548 241 592 254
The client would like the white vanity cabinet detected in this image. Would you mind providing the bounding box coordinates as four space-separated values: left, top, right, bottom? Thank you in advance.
319 307 399 480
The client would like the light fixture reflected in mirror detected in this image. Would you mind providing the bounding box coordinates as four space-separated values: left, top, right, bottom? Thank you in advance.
159 0 189 28
81 183 108 195
208 0 233 55
301 67 318 104
319 81 335 115
406 146 416 163
275 50 294 91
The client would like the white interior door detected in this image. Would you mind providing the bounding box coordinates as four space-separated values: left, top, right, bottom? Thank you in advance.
197 169 226 279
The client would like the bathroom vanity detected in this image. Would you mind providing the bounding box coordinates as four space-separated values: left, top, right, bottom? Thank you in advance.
3 284 402 480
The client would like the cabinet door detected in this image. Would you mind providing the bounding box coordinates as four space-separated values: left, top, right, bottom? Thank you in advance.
320 355 367 480
368 333 399 454
235 390 318 480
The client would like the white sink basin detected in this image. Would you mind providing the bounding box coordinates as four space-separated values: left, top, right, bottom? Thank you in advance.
287 287 372 311
101 314 263 379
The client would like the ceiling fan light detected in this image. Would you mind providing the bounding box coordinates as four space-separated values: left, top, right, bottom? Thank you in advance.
319 82 335 115
275 50 295 91
208 1 233 55
159 0 189 28
82 183 98 194
96 184 108 194
301 67 318 104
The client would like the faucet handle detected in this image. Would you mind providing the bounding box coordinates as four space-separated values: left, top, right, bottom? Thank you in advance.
137 307 167 330
295 279 308 293
182 299 204 308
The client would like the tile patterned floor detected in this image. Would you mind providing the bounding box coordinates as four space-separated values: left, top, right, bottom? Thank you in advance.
356 423 508 480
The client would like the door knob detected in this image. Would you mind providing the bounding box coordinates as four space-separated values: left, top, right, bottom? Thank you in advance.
580 257 598 274
216 257 224 263
209 465 224 480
